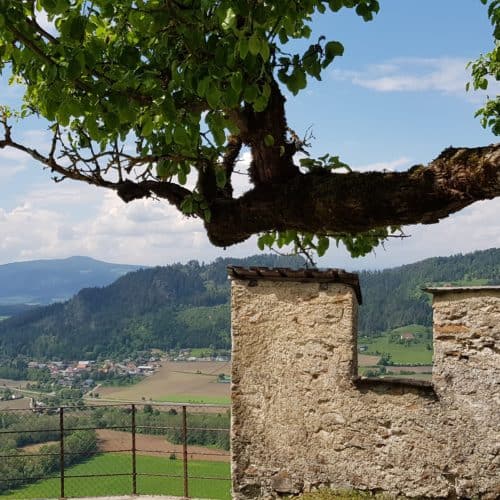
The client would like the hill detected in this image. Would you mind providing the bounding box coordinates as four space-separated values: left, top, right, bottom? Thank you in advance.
358 247 500 334
0 249 498 360
0 256 144 305
0 254 304 359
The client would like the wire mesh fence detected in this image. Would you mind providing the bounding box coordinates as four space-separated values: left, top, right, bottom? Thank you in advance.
0 402 231 499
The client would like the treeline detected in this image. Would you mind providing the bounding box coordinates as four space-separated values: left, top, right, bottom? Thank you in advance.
0 249 498 358
0 360 51 382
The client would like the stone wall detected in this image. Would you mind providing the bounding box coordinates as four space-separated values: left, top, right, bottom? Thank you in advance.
230 273 500 499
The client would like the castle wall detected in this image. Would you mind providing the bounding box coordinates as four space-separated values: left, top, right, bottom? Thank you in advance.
230 277 500 499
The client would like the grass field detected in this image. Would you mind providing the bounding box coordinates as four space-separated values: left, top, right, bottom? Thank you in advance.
97 361 231 404
362 338 432 364
1 453 231 499
360 325 433 365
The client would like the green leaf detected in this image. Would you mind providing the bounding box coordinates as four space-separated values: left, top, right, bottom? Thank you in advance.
328 0 343 12
323 41 344 67
243 84 258 103
260 40 270 61
216 168 227 188
181 196 193 214
206 85 222 109
68 16 85 42
264 134 275 147
248 34 261 56
157 160 170 178
317 236 330 257
212 126 226 146
222 8 236 31
257 235 266 251
253 96 268 112
178 170 187 185
174 126 189 146
197 76 210 97
67 56 83 80
238 37 249 59
230 72 243 92
141 116 154 137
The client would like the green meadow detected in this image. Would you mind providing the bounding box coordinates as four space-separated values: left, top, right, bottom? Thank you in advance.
1 454 231 499
359 324 433 365
158 394 231 405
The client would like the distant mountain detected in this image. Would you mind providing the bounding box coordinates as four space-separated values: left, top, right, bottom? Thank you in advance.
0 249 497 360
0 256 144 305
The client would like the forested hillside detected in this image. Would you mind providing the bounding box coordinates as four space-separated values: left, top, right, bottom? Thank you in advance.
358 248 500 334
0 249 497 359
0 254 303 359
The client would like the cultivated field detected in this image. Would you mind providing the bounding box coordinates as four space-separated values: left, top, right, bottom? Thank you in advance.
97 429 229 462
0 398 30 410
357 354 380 366
97 361 231 404
0 378 29 389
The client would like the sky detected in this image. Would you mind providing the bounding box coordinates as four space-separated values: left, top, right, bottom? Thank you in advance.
0 1 499 271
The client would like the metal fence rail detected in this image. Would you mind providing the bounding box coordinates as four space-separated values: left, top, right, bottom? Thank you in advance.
0 402 231 499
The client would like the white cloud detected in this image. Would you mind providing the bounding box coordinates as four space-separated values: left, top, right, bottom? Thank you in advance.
0 146 29 180
0 182 257 265
333 57 495 98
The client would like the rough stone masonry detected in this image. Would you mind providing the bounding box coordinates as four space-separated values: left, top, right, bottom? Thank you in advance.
228 267 499 499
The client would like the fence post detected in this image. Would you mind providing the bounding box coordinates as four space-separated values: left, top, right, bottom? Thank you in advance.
131 404 137 495
182 405 189 498
59 407 65 499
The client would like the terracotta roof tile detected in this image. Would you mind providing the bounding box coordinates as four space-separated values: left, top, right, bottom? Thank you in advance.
227 266 362 304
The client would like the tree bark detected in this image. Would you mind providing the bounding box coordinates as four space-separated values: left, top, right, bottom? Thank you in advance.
205 144 500 247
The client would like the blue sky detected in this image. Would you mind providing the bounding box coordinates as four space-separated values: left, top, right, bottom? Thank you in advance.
0 1 498 269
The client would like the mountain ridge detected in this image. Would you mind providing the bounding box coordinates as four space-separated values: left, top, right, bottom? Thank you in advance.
0 249 498 360
0 256 145 305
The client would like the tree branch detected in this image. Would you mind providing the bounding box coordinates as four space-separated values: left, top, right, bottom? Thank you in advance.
0 117 192 210
205 144 500 246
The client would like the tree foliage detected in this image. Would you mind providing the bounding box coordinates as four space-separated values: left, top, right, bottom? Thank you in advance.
0 0 499 261
469 0 500 133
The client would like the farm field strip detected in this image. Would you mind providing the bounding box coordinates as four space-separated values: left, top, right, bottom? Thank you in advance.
98 361 231 403
97 429 229 462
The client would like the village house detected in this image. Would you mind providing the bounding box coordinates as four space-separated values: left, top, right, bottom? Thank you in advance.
400 332 415 341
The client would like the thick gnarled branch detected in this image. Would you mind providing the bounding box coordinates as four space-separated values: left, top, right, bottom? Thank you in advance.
205 144 500 247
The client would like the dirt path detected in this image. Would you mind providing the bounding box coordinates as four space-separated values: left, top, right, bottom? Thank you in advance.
97 429 230 462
